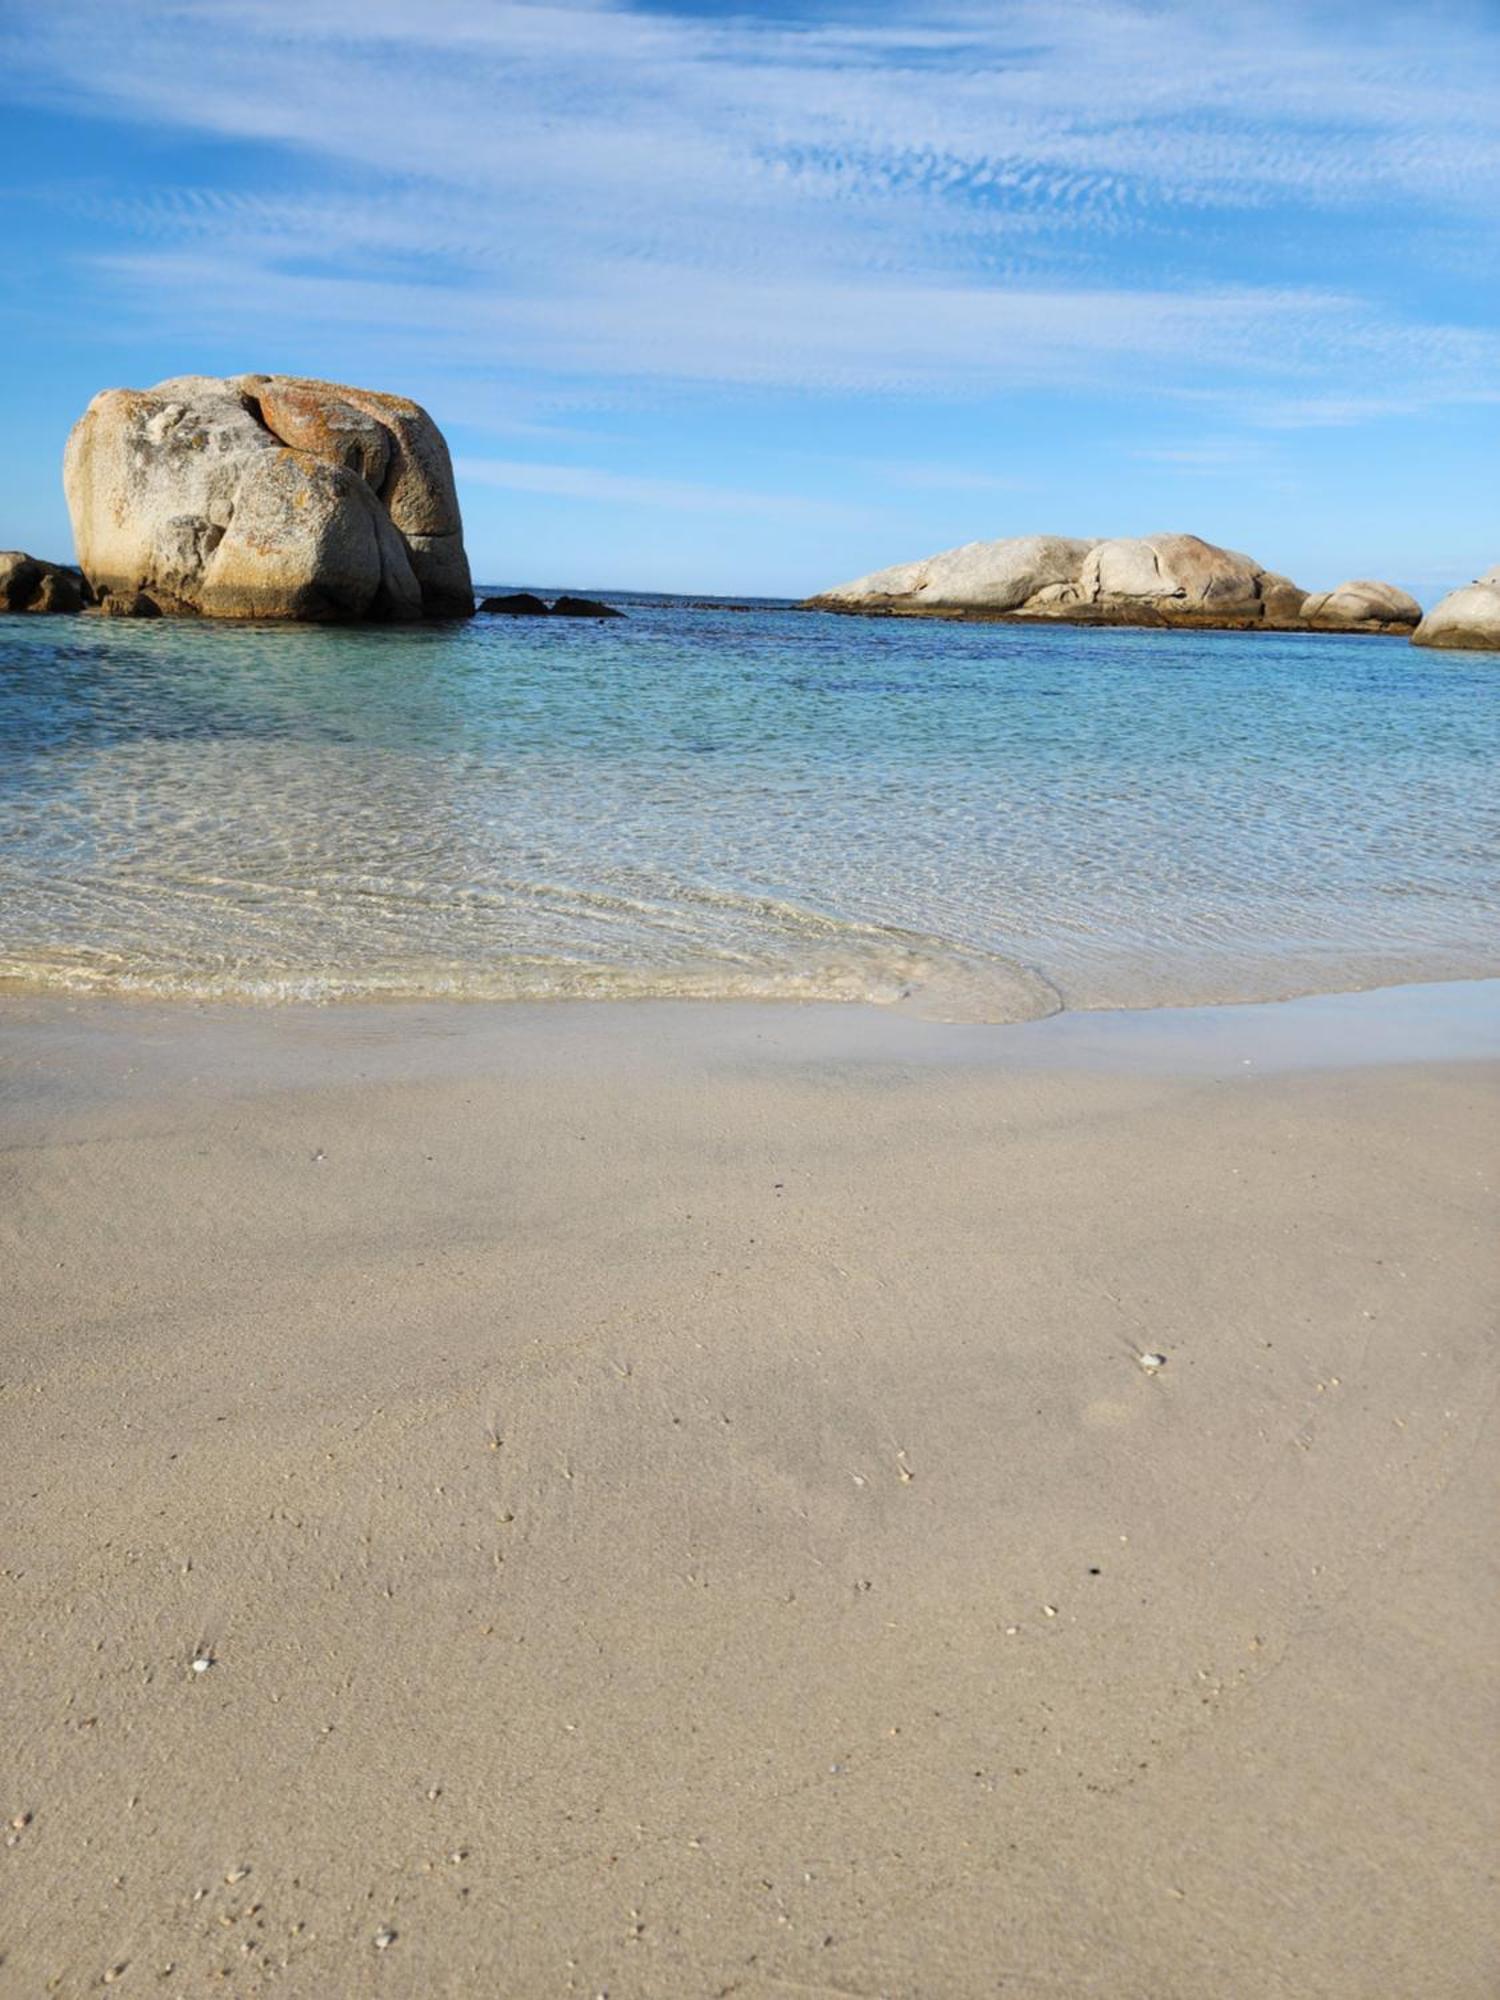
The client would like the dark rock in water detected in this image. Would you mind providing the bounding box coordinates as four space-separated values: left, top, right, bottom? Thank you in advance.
96 591 162 618
0 551 91 613
478 592 551 616
551 596 623 619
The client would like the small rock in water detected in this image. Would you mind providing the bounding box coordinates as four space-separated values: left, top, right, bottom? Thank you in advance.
477 592 550 617
1138 1352 1168 1373
550 595 623 619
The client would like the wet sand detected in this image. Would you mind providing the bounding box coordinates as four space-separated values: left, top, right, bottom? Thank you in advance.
3 986 1498 1997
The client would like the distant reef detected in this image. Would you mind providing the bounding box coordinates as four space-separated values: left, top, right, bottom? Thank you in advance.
63 374 473 622
1412 565 1500 651
805 532 1424 636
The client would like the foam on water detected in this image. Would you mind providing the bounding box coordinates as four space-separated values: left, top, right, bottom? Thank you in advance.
1 598 1495 1020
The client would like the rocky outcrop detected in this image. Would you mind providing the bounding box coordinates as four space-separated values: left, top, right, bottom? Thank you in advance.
1412 567 1500 652
1300 580 1421 633
0 551 90 613
807 532 1309 628
63 374 473 622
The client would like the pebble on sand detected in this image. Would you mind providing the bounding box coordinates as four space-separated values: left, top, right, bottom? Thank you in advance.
1138 1352 1168 1373
374 1928 398 1950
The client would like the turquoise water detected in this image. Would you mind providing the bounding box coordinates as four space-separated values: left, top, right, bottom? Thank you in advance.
1 599 1496 1019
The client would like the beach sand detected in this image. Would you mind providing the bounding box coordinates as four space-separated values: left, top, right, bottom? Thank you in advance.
3 987 1497 1998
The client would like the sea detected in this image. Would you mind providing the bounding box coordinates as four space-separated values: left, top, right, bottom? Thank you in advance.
2 592 1496 1022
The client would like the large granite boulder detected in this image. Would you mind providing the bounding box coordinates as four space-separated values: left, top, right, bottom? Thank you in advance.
1300 579 1421 633
63 374 473 621
807 534 1097 614
806 531 1306 627
0 550 90 613
1076 534 1307 624
1412 567 1500 652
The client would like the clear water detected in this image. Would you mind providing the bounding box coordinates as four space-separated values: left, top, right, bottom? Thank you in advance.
2 598 1496 1020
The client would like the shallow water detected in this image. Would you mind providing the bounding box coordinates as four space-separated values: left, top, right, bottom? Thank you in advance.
1 597 1496 1019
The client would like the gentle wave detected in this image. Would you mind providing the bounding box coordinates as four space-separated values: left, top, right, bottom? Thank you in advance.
0 940 1061 1021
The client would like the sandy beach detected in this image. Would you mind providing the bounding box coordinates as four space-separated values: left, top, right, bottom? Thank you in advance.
3 984 1497 1998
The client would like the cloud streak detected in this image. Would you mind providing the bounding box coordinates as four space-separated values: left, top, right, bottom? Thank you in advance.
2 0 1496 416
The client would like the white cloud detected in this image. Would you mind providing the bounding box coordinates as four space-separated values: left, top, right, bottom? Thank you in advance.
3 0 1497 415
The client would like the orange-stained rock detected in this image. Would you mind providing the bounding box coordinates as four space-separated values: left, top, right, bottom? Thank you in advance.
64 374 473 622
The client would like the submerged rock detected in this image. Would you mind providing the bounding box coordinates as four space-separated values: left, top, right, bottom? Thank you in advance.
478 592 551 615
63 374 473 622
1300 579 1421 632
0 550 90 613
807 531 1308 629
1412 566 1500 652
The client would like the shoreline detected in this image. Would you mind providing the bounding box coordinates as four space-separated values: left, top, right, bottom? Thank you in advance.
3 970 1498 1076
4 956 1499 1027
4 974 1497 1994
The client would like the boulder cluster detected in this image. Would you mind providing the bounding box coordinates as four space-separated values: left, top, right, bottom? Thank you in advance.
60 374 473 621
806 532 1433 636
808 532 1500 650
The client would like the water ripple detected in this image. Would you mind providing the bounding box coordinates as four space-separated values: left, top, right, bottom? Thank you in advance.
1 600 1495 1020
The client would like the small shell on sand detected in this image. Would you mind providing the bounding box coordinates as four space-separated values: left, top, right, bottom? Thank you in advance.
374 1929 397 1950
1138 1352 1167 1373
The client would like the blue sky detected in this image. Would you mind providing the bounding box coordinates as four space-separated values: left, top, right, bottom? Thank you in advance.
1 0 1496 599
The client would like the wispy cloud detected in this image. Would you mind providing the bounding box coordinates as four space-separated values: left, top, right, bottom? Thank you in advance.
3 0 1497 416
